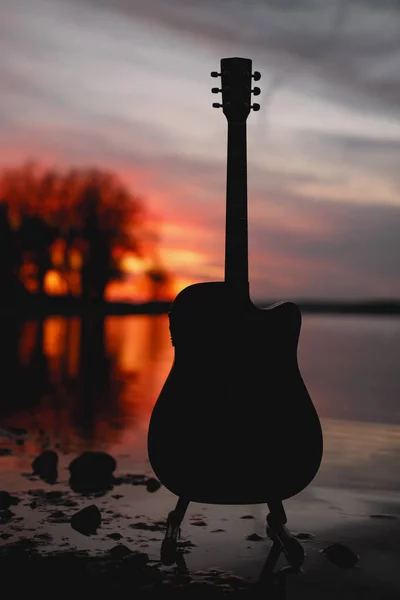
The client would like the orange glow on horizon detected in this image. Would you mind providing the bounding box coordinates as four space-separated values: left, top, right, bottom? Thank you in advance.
45 270 68 295
160 248 208 269
170 277 197 297
120 253 145 274
105 278 149 303
105 274 196 302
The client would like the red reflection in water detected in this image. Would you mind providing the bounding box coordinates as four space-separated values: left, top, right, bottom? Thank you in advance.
0 314 173 462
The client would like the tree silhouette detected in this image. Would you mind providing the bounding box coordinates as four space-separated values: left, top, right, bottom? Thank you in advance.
0 162 166 302
146 262 172 302
18 214 58 296
140 216 173 301
0 202 26 305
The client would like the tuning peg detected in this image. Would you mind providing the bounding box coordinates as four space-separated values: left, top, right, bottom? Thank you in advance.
211 87 221 93
252 87 261 96
212 102 223 108
252 71 261 81
211 71 221 78
251 103 260 111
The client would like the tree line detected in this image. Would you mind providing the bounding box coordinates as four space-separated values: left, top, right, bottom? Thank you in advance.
0 162 172 307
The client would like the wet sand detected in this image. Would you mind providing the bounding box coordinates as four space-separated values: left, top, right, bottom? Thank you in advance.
1 434 400 598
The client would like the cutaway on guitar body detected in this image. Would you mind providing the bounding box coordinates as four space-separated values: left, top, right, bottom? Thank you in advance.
148 281 323 504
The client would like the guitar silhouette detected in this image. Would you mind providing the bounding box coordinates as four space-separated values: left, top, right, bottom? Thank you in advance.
148 58 323 575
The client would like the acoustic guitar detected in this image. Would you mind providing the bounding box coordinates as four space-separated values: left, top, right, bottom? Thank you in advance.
148 57 323 506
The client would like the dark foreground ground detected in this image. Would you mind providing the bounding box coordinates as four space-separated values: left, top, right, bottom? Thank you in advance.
1 468 399 599
1 517 399 600
1 423 400 599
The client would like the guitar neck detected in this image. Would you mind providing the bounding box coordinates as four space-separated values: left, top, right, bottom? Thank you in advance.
224 120 249 298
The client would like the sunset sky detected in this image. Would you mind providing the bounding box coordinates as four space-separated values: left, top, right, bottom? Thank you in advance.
2 0 400 301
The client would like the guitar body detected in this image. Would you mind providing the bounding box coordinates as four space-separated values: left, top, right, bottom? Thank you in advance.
148 282 323 504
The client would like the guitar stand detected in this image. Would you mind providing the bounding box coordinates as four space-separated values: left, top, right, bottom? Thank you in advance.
256 501 304 596
160 496 190 566
160 497 304 595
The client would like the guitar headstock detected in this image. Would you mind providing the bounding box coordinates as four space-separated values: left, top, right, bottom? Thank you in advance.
211 57 261 123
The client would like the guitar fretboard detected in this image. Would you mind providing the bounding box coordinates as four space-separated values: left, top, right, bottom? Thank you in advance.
225 120 249 300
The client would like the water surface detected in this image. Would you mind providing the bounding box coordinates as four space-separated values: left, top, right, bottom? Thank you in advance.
1 313 399 579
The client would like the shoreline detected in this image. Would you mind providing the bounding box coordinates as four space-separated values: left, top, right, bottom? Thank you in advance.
0 477 399 598
1 421 400 598
2 297 400 318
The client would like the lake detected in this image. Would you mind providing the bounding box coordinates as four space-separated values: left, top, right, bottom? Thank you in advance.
1 313 400 581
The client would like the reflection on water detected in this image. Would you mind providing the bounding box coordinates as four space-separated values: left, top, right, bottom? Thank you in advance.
299 315 400 425
0 314 172 456
0 313 400 491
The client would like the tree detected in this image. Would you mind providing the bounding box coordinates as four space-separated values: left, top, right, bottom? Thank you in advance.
0 162 154 301
0 202 27 304
139 215 173 301
146 261 172 302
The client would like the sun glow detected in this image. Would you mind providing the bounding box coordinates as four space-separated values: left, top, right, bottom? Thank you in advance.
120 253 145 274
44 270 69 295
170 277 197 296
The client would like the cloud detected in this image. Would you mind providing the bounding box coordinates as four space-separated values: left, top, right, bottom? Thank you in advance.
248 192 400 300
2 0 400 299
295 129 400 179
66 0 400 114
